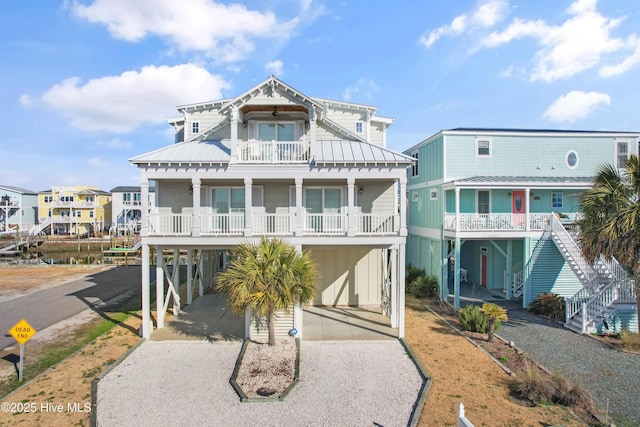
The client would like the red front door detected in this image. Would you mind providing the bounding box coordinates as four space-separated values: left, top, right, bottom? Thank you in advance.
481 253 487 287
512 190 526 226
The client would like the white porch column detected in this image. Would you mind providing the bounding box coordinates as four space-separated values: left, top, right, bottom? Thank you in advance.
523 238 531 308
187 249 193 305
230 106 239 162
398 243 406 338
199 250 204 297
295 177 304 236
140 179 149 237
191 178 201 237
525 188 531 231
141 244 151 338
442 240 449 301
156 246 165 329
454 236 461 311
244 177 253 236
309 105 317 145
390 247 398 328
455 188 460 230
506 240 513 299
399 176 407 236
172 248 180 315
347 177 356 236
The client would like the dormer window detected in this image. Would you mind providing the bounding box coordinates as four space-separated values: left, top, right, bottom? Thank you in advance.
192 122 199 134
355 121 363 134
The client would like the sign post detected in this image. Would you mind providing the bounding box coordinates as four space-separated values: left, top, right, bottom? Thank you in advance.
8 319 37 382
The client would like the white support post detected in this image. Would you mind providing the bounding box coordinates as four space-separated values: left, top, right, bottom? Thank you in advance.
198 250 204 297
192 178 201 237
244 177 253 236
347 177 355 236
141 244 151 338
309 105 317 145
140 179 149 237
230 106 239 162
390 248 398 328
442 239 449 301
525 188 530 231
156 246 165 329
454 236 461 311
187 249 193 305
399 176 407 237
172 248 180 315
506 240 513 299
398 243 406 338
522 238 531 308
295 177 303 236
293 244 303 338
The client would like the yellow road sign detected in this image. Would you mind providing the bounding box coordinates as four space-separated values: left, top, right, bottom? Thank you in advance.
9 319 36 345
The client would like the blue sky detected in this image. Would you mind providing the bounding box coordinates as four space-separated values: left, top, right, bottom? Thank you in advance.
2 0 640 192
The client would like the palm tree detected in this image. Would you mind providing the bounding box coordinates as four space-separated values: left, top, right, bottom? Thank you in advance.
481 303 507 342
578 154 640 316
215 238 318 346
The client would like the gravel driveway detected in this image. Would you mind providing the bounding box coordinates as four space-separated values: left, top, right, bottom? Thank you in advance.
496 303 640 425
96 340 424 427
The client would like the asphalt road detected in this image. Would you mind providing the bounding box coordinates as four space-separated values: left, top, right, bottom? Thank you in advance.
0 266 146 350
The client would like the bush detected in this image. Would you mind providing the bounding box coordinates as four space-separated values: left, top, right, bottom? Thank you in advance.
510 363 555 404
458 305 489 333
620 329 640 351
406 265 439 299
528 293 565 321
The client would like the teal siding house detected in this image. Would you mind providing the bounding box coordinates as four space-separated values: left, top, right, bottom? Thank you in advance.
405 128 638 333
0 185 38 233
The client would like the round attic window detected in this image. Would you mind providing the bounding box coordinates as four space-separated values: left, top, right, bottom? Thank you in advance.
566 150 578 169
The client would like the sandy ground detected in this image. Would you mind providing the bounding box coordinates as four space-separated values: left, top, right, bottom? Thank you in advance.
0 266 585 427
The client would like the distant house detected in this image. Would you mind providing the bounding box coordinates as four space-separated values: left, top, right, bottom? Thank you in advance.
405 128 638 333
0 185 38 233
130 76 413 339
110 186 156 235
36 186 112 236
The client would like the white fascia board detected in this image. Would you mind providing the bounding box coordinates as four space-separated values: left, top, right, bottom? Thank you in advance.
313 97 378 112
176 99 231 113
441 180 593 190
443 129 640 138
403 129 445 154
372 116 394 125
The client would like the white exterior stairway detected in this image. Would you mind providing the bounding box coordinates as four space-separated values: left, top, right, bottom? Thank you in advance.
548 215 636 333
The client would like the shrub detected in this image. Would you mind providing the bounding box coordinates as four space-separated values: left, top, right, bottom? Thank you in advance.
406 265 439 299
528 293 565 321
458 305 489 333
620 329 640 351
510 363 555 404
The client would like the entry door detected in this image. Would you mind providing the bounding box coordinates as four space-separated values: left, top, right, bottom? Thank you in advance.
480 253 487 287
512 190 526 227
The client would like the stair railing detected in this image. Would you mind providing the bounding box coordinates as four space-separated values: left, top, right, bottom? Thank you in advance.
550 215 598 285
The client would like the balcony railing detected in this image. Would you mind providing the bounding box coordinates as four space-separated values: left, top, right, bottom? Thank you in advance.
51 201 98 208
355 214 399 235
444 213 554 232
145 211 400 237
237 140 309 163
200 213 244 235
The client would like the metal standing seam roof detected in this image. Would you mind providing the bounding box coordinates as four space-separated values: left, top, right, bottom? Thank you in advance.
312 140 414 165
0 185 37 195
129 140 231 164
446 176 594 187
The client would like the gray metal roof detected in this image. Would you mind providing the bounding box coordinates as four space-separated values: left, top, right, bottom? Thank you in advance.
110 186 156 193
0 185 37 195
446 176 593 188
312 140 414 165
130 141 230 164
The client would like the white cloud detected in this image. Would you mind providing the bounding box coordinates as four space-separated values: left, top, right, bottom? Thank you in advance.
265 60 284 76
87 156 110 168
420 0 507 48
543 90 610 123
69 0 306 63
18 94 33 108
26 64 230 133
96 138 133 150
342 78 380 101
482 0 629 82
599 36 640 77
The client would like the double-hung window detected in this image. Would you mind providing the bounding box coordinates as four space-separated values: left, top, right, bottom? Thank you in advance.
477 191 490 214
552 192 563 209
616 140 629 169
192 122 199 134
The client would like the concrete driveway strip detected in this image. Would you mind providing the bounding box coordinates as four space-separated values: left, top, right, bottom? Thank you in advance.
96 340 424 427
0 266 143 350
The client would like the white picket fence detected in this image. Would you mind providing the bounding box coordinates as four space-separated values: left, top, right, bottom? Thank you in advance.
458 403 474 427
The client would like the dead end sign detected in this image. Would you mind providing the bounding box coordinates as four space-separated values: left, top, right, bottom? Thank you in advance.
9 319 36 345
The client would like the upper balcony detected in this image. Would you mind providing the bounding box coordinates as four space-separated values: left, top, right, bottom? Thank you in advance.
51 200 98 208
147 211 400 238
236 140 309 164
443 212 578 232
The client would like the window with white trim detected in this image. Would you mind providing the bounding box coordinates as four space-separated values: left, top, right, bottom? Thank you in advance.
355 121 363 134
476 138 491 157
412 191 418 202
89 211 94 218
616 140 629 168
566 150 578 169
552 192 563 209
430 189 438 201
192 122 199 134
477 191 490 214
411 152 419 177
44 196 52 203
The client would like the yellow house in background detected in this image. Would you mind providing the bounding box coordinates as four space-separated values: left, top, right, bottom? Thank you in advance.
37 186 112 236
